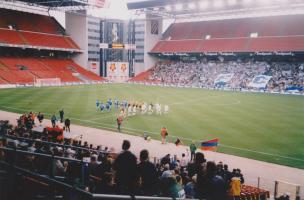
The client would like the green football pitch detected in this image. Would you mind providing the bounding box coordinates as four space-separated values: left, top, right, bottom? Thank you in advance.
0 84 303 169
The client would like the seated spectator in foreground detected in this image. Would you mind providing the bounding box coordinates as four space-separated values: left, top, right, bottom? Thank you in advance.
184 175 196 199
113 140 138 195
96 172 116 194
196 161 228 200
137 149 158 195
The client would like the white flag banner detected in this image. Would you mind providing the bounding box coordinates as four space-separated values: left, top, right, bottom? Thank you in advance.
214 73 234 84
249 75 272 88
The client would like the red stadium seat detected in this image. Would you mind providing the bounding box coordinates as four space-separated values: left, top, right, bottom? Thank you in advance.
151 15 304 53
0 57 104 84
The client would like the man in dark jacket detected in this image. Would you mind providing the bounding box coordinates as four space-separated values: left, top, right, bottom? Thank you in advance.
187 152 206 178
196 161 228 200
59 109 64 123
64 118 71 132
113 140 138 195
137 149 158 195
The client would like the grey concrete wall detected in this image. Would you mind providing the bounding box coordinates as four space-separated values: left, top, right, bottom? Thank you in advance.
65 12 88 70
143 15 162 74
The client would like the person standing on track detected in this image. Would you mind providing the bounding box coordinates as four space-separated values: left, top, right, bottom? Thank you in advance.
51 114 57 128
190 141 197 161
161 127 168 144
37 112 44 126
117 115 123 132
64 118 71 132
59 109 64 123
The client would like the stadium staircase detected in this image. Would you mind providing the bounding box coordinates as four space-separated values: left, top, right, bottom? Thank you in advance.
16 31 29 45
75 73 92 83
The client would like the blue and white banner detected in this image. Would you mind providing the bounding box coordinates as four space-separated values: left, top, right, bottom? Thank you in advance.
214 73 234 85
249 75 272 88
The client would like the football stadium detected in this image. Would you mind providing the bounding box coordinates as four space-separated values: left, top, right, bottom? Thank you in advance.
0 0 303 200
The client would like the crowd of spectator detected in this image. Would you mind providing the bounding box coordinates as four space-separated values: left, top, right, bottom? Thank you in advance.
0 118 251 200
147 60 304 92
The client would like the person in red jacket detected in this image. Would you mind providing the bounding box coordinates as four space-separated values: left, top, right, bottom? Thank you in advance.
161 127 168 144
117 116 123 132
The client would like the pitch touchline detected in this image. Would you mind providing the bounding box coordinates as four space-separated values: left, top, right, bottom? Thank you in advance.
0 105 303 162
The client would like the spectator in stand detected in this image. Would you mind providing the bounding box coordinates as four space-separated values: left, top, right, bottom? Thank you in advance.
97 172 116 194
223 164 232 185
187 152 206 178
113 140 138 195
196 161 228 200
184 175 197 199
160 154 171 166
180 153 188 170
137 149 158 195
88 155 99 178
229 175 242 200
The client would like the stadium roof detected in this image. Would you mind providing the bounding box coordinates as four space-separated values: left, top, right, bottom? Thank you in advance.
127 0 304 19
13 0 89 7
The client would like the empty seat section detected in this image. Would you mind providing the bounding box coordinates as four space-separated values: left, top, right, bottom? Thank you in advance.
0 78 7 84
0 8 61 34
41 59 103 81
0 58 50 71
0 70 30 84
21 32 76 49
165 15 304 41
249 36 304 52
0 29 24 45
11 71 35 83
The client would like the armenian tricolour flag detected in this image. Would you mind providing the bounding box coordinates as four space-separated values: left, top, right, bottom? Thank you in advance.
201 138 219 151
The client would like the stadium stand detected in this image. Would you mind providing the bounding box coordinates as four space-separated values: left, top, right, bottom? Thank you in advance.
131 61 304 92
0 8 104 85
0 9 79 50
151 15 304 53
0 117 270 200
0 57 103 84
0 8 63 34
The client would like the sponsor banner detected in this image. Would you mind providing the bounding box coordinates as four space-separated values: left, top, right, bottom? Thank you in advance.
90 62 99 75
214 73 234 84
100 43 109 49
249 75 272 88
119 62 129 77
124 44 136 50
88 0 108 8
107 62 129 82
107 62 118 77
